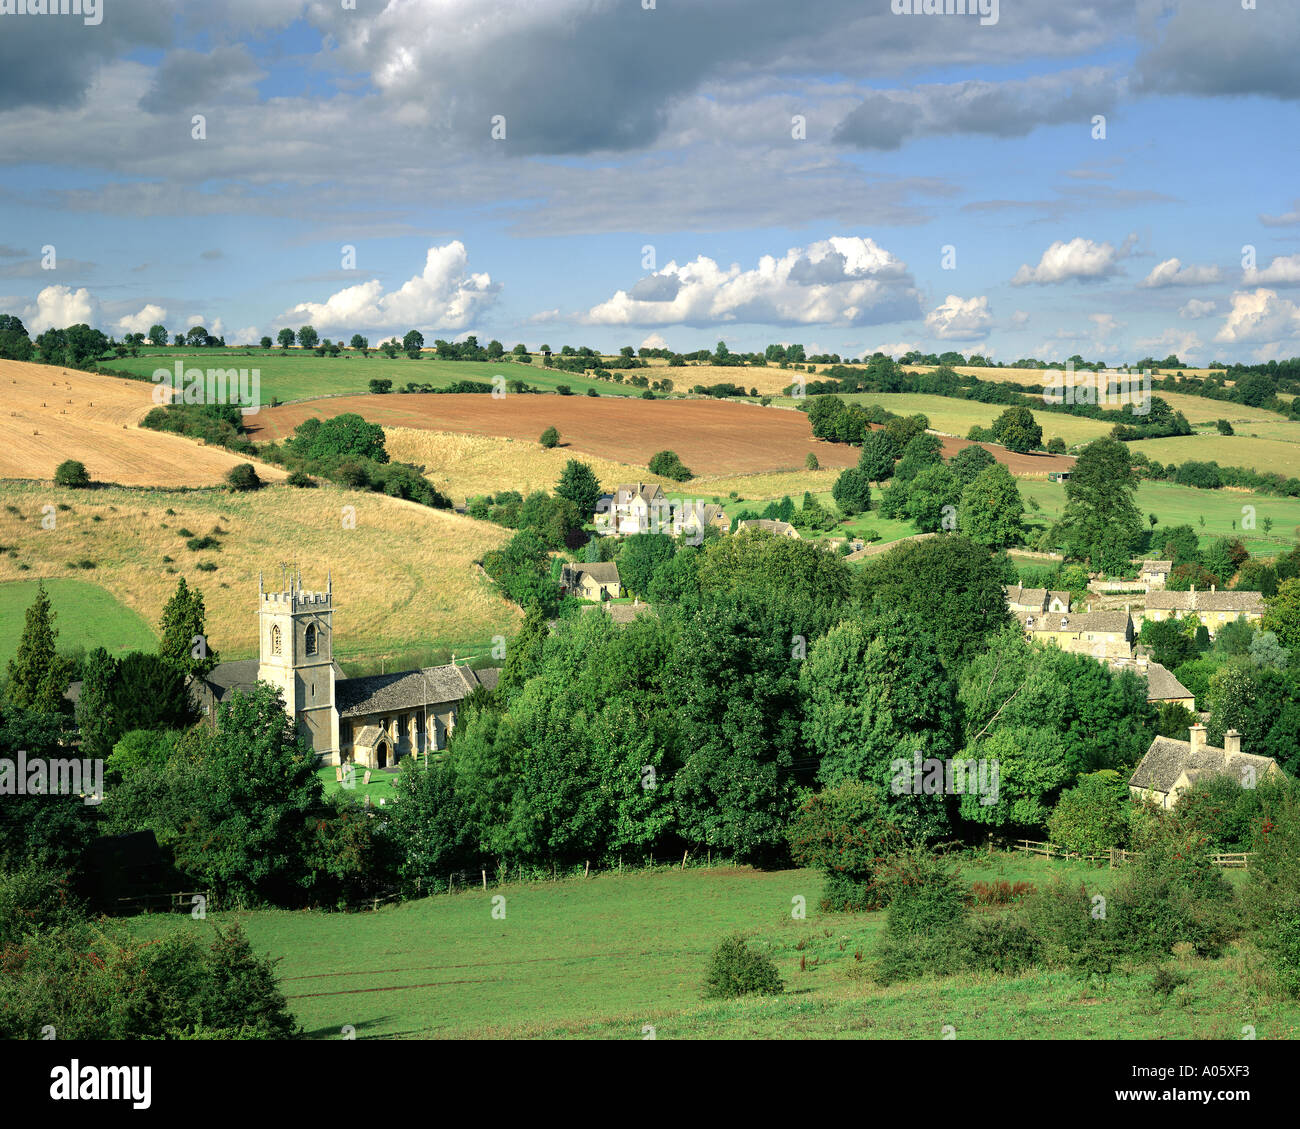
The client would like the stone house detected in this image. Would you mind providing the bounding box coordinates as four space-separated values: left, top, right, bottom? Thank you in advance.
736 518 801 539
1129 725 1282 809
1018 606 1134 659
560 561 622 601
1005 585 1071 615
1141 585 1265 637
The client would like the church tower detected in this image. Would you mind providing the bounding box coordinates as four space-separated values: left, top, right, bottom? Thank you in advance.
258 567 339 759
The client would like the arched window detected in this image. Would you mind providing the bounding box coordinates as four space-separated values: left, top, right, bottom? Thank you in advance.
270 623 282 656
305 623 318 656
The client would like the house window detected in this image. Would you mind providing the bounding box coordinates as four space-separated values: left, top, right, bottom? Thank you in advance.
305 623 318 656
270 624 282 656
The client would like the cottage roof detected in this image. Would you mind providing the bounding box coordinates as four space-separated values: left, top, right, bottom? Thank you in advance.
1142 560 1173 572
1130 735 1278 794
1021 610 1131 634
571 561 621 586
737 518 798 537
1144 588 1265 614
1144 661 1194 703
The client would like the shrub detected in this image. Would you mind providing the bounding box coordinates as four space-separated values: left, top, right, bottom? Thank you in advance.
960 914 1041 975
54 460 90 488
368 379 392 394
539 426 559 449
969 879 1035 906
701 934 783 999
285 470 317 488
186 536 220 551
1241 788 1300 996
1047 771 1131 854
648 449 692 482
806 452 819 470
226 463 261 492
196 561 217 572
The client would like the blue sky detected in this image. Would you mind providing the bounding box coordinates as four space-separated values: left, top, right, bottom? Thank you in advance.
1 0 1298 364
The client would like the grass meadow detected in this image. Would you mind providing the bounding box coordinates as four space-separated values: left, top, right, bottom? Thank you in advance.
116 856 1297 1040
0 576 157 667
0 480 517 666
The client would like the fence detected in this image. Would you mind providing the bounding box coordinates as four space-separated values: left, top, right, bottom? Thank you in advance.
1013 839 1254 869
113 890 215 915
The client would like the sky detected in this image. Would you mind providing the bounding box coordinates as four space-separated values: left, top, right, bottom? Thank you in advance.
1 0 1298 364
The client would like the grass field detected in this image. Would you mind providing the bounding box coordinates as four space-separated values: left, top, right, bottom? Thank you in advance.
99 350 651 405
117 857 1297 1040
1017 477 1300 556
0 576 157 667
1129 433 1300 479
0 480 517 665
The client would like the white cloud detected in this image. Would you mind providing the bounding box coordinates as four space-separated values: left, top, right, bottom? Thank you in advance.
867 341 921 359
1011 235 1134 285
1139 257 1221 288
24 285 96 333
639 332 669 350
579 236 921 328
1179 299 1216 320
924 294 991 341
186 315 225 339
1009 310 1030 327
1244 253 1300 287
1214 289 1300 345
281 242 499 334
116 303 166 336
233 326 262 345
1135 329 1203 361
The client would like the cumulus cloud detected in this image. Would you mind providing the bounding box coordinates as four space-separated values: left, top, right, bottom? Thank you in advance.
186 314 225 339
1135 329 1202 361
1139 257 1221 288
1012 235 1135 286
1179 299 1216 320
925 295 992 342
23 285 97 333
1009 310 1031 327
1244 254 1300 287
117 303 167 335
1260 201 1300 228
1214 289 1300 345
280 242 499 334
579 236 921 328
639 332 669 349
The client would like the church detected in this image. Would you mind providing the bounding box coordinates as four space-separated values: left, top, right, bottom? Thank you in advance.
191 571 499 769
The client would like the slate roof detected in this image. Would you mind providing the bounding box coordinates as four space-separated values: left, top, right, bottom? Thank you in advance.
1144 661 1194 702
568 562 621 587
615 482 665 506
336 662 499 717
1141 560 1173 572
1130 735 1278 794
1006 585 1048 607
1145 588 1265 614
578 601 656 626
1021 610 1131 634
737 519 799 538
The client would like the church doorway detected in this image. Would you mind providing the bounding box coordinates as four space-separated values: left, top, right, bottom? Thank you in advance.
375 736 391 769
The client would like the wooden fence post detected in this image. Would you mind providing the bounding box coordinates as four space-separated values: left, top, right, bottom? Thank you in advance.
481 869 487 891
584 859 590 878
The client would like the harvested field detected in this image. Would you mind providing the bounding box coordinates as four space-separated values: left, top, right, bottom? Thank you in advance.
0 480 516 663
0 358 286 487
254 395 1072 479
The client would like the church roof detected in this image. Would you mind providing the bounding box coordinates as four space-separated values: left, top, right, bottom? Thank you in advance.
336 662 498 717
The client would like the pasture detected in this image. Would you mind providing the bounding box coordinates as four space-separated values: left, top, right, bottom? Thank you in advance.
1129 433 1300 480
0 480 517 665
0 577 157 667
98 349 651 405
117 858 1298 1040
0 359 286 488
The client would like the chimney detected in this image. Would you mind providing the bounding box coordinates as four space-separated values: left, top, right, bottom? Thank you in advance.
1189 723 1207 754
1224 729 1241 756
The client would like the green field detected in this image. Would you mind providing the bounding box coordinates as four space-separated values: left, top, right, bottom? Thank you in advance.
1130 433 1300 480
1018 478 1300 556
118 858 1297 1039
98 348 647 406
0 577 156 667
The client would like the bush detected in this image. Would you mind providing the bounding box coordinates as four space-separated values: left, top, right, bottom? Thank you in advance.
368 379 393 394
806 452 819 470
701 934 783 999
1047 771 1131 853
226 463 261 492
54 460 90 488
285 470 317 488
539 426 559 449
648 449 692 482
960 914 1041 976
186 536 220 551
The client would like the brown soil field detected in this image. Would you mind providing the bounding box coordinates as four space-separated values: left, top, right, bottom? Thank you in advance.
0 359 286 487
254 394 1074 479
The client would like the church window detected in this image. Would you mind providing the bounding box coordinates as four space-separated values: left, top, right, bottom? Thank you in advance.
305 623 318 655
270 624 282 655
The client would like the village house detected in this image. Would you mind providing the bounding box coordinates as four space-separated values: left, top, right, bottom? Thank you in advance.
1107 653 1197 710
673 501 730 540
1005 585 1071 615
1129 725 1283 809
189 572 498 770
1139 560 1173 589
1018 606 1134 660
560 561 622 601
1141 584 1266 637
599 482 668 536
578 598 656 627
736 518 801 539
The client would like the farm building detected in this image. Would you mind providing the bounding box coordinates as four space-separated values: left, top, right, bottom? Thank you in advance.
1129 726 1282 809
189 572 498 769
